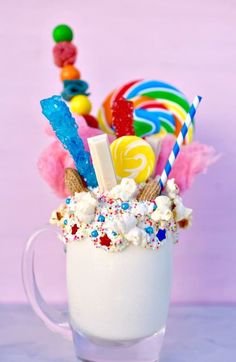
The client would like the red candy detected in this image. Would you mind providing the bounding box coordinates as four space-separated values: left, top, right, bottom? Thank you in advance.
100 234 112 248
83 114 99 129
112 97 135 138
53 42 77 68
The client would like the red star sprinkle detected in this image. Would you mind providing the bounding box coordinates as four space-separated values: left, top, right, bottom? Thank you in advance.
100 234 112 247
71 224 79 235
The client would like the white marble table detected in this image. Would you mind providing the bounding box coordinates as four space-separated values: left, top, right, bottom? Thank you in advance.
0 305 235 361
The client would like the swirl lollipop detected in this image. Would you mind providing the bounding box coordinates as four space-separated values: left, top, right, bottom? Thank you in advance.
98 79 194 143
110 136 155 183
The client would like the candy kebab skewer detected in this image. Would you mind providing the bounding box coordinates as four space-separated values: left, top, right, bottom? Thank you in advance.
40 96 98 188
138 96 202 201
52 24 97 127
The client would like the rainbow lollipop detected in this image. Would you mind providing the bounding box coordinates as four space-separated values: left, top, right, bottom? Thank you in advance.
98 79 194 143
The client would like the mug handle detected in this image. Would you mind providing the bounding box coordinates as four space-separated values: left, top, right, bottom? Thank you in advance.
22 224 72 341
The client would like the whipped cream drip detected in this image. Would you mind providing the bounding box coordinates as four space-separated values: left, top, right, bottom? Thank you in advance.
50 178 192 252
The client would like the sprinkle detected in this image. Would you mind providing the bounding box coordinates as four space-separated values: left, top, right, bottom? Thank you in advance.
121 202 130 210
100 234 112 247
112 231 118 236
71 224 79 235
97 215 105 222
91 230 99 238
64 219 68 225
66 198 71 204
156 229 166 241
145 226 154 234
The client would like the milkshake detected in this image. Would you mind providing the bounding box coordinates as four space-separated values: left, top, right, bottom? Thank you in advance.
51 177 192 342
22 93 207 362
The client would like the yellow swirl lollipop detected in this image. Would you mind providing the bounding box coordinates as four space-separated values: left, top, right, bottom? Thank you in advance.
110 136 156 183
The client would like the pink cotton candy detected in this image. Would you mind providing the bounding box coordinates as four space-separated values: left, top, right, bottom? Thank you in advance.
155 135 218 193
39 116 115 197
38 140 74 198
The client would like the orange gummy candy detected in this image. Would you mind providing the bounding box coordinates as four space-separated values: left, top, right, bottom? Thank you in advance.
60 65 81 81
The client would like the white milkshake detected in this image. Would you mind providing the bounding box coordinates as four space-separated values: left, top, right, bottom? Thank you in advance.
50 177 192 343
67 236 173 341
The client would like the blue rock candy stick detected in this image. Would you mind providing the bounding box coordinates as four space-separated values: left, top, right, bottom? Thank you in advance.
40 96 98 188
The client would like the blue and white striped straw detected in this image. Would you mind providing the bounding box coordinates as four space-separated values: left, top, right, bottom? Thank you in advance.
159 95 202 190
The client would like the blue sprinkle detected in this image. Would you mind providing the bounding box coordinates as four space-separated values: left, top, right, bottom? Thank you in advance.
66 198 71 204
91 230 98 238
64 220 68 225
156 229 166 241
97 215 105 222
121 202 130 210
112 231 117 236
145 226 154 234
153 203 157 211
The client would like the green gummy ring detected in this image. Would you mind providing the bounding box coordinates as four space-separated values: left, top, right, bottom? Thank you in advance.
52 24 73 43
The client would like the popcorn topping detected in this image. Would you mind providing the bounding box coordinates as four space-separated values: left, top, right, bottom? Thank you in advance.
50 178 191 252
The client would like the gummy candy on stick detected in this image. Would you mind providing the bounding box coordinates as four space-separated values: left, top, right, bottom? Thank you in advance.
112 97 135 137
40 96 98 188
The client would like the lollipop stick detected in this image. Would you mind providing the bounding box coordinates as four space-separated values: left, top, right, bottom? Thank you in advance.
159 95 202 189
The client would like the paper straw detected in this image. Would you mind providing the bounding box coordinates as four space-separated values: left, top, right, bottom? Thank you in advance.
159 95 202 189
88 134 117 192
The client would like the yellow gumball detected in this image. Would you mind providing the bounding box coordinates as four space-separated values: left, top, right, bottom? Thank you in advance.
110 136 156 183
70 95 92 115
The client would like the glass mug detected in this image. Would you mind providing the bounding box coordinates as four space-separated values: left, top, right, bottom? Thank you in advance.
22 224 173 362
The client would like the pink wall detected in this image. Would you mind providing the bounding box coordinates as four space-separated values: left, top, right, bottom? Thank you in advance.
1 0 235 303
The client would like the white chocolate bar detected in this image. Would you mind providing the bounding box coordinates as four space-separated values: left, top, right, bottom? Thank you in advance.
88 134 117 192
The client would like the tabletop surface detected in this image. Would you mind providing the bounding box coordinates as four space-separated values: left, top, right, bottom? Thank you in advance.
0 304 235 361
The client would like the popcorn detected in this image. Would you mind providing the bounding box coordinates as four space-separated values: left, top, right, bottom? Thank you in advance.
125 227 147 246
108 178 138 201
50 178 192 252
73 191 98 224
173 196 192 228
151 196 173 222
111 214 137 235
165 178 179 199
50 204 66 226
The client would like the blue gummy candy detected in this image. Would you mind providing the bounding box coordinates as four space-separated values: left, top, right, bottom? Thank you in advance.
61 79 90 101
40 96 98 188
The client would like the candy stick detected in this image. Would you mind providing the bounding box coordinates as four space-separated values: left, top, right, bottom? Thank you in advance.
88 134 117 192
159 95 202 189
40 96 98 188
